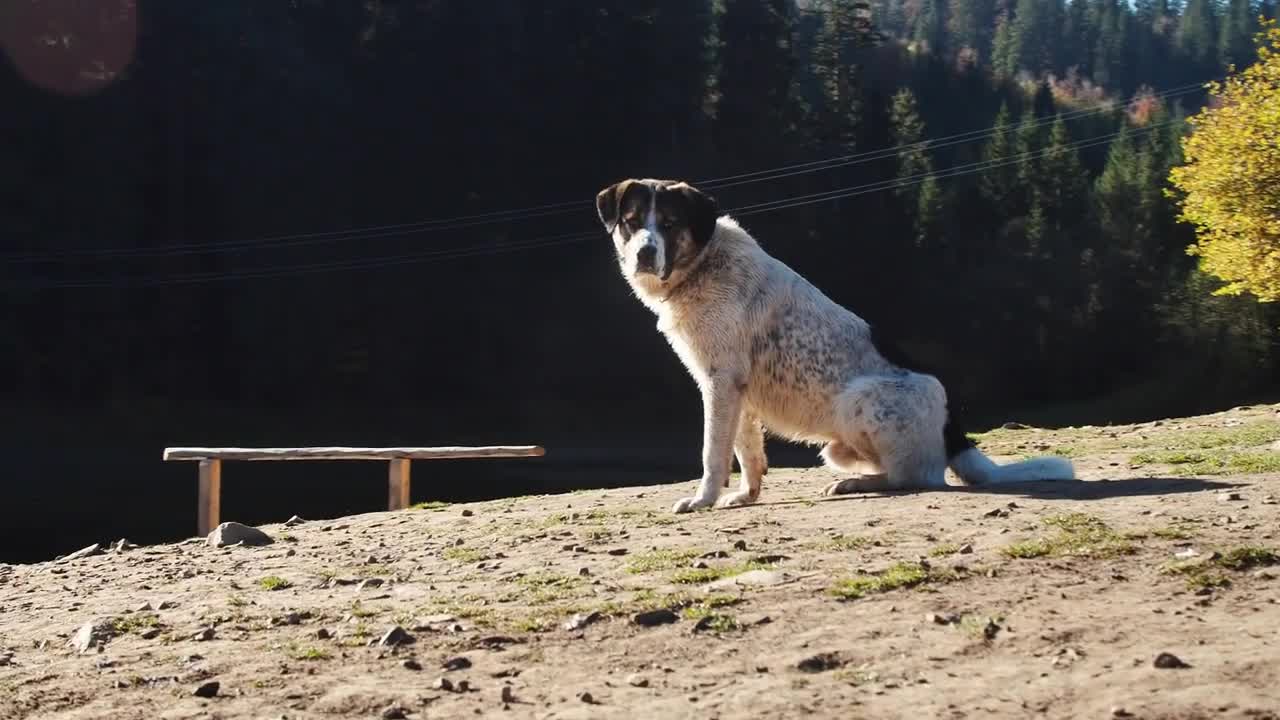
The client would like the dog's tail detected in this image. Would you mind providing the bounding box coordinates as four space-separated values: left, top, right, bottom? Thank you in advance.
943 416 1075 485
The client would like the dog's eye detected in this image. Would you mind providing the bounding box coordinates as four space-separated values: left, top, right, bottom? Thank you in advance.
659 219 675 230
625 217 642 231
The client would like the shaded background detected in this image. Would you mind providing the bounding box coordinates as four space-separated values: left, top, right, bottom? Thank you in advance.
2 0 1278 564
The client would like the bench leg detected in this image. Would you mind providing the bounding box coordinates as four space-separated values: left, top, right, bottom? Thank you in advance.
388 458 411 511
198 459 222 536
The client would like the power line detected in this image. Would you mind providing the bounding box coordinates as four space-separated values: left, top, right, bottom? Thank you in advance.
0 80 1209 264
13 119 1173 290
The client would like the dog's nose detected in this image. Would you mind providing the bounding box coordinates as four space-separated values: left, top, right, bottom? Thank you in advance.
636 244 657 270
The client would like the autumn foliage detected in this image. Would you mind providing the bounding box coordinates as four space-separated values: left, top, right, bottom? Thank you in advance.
1169 19 1280 302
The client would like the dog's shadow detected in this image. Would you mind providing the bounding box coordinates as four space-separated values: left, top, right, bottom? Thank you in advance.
761 475 1244 507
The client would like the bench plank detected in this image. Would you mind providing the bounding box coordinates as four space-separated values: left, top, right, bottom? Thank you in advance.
164 446 545 461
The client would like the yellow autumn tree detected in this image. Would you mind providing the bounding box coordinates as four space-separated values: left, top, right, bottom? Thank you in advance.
1168 18 1280 302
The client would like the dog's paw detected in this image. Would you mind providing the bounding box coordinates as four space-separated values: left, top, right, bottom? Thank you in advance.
717 490 758 509
672 495 715 514
823 478 857 496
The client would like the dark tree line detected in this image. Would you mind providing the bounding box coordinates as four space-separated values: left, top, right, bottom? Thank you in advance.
2 0 1278 560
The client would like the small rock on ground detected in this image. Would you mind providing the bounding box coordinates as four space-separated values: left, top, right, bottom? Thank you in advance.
1153 652 1191 669
192 681 220 698
206 522 273 548
62 544 102 562
632 609 678 627
68 618 117 653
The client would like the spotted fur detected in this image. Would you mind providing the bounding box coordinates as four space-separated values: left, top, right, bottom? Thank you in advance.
594 178 1076 513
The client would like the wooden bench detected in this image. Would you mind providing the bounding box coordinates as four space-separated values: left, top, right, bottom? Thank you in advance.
163 445 546 536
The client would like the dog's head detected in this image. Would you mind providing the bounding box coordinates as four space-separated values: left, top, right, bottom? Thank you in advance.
594 178 721 289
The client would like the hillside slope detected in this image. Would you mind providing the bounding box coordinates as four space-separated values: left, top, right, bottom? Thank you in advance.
2 405 1279 719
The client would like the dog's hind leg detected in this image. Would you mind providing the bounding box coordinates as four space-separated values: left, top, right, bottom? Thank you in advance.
719 413 767 508
821 374 949 495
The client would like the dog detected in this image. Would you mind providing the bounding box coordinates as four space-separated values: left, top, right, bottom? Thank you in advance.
594 178 1075 514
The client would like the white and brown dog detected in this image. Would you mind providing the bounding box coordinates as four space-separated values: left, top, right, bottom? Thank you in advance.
594 178 1075 513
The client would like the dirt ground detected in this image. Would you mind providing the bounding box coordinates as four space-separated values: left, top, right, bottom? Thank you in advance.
2 404 1279 720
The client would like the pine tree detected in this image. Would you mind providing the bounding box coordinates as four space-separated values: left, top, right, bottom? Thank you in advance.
948 0 996 60
980 101 1018 209
991 7 1017 80
889 87 940 246
912 0 948 54
812 0 869 151
1219 0 1256 69
1008 0 1063 76
1014 105 1041 193
1177 0 1219 73
1095 123 1145 263
716 0 798 166
1038 114 1090 235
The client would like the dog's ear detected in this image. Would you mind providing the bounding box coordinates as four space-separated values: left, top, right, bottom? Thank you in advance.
676 183 721 248
595 181 626 234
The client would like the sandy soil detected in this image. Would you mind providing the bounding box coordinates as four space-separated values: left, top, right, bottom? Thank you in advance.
2 404 1279 720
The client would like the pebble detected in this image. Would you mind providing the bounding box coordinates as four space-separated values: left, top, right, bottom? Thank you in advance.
797 653 843 673
626 674 649 688
68 619 116 653
578 691 596 704
564 611 602 631
461 509 474 517
442 656 471 671
1112 707 1134 718
0 653 12 667
62 544 103 562
433 677 455 692
284 515 306 526
732 540 748 551
378 626 414 647
958 544 974 555
381 704 407 719
192 681 220 698
501 685 517 703
633 609 678 627
1153 652 1190 669
1217 492 1242 503
401 658 422 671
192 627 216 642
606 548 629 556
206 522 273 548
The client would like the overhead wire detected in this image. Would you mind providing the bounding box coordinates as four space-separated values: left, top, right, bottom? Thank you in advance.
0 79 1209 264
13 117 1177 290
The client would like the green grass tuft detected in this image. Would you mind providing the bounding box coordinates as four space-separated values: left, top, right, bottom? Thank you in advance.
625 548 701 574
258 576 293 591
441 546 487 563
1002 513 1136 560
829 562 937 600
411 501 451 511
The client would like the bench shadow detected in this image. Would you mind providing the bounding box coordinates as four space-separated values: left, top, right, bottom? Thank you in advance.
757 475 1244 508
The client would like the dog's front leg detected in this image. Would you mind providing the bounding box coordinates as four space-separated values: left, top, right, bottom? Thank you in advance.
673 371 744 514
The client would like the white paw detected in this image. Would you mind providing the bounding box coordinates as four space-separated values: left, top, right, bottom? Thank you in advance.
672 495 715 514
717 490 758 509
823 478 860 497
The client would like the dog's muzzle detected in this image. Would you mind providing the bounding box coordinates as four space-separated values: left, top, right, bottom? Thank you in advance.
635 244 658 275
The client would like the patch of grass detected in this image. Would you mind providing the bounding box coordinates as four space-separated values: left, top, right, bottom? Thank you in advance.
513 572 584 604
929 543 962 557
1150 524 1197 541
290 646 331 661
112 614 161 635
441 546 487 563
228 595 248 608
411 501 451 511
1129 450 1280 476
1160 546 1276 590
512 616 554 633
1161 560 1232 591
625 548 701 574
1002 513 1136 560
671 559 775 585
1216 546 1279 570
580 527 614 544
348 601 379 619
957 614 1005 641
258 576 293 591
679 605 739 632
817 534 872 551
829 562 941 601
